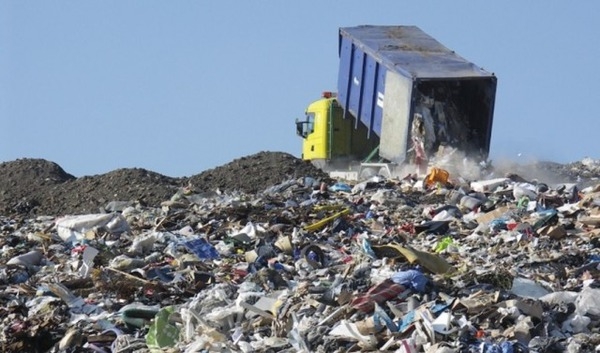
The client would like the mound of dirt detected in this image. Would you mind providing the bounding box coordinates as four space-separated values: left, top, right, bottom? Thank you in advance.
186 151 331 194
0 160 181 216
42 168 181 216
0 158 75 187
0 152 330 216
0 159 76 214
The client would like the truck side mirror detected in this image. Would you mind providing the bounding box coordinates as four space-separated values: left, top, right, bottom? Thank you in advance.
296 120 307 138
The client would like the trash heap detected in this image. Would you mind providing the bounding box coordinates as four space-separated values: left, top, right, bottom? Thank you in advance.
2 152 600 353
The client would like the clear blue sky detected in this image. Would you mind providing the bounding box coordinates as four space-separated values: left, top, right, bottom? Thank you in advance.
1 2 598 177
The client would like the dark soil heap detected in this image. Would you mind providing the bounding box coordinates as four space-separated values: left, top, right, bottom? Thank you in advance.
187 151 330 194
0 152 329 217
0 159 76 215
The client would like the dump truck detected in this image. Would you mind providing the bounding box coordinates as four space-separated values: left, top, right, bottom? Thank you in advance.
296 25 497 179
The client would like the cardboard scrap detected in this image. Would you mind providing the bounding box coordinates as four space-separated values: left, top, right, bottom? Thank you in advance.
579 216 600 227
578 192 600 207
455 292 498 313
475 206 513 225
537 224 567 239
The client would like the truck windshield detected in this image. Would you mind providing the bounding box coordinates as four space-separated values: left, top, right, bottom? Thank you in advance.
295 113 315 138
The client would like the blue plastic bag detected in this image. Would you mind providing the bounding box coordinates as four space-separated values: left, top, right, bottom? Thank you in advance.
184 238 220 260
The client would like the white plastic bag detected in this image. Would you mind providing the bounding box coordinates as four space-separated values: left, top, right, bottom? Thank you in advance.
55 213 129 242
575 286 600 317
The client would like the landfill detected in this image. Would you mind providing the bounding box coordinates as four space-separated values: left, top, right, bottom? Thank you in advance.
2 152 600 352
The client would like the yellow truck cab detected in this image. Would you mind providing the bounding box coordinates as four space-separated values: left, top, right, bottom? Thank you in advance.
296 92 378 169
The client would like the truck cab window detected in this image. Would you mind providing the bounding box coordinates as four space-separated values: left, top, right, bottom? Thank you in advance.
296 113 315 138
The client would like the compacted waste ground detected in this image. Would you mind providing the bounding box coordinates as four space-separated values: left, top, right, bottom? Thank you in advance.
1 152 600 352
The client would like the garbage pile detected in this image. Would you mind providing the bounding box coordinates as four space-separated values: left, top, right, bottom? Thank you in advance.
2 152 600 352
